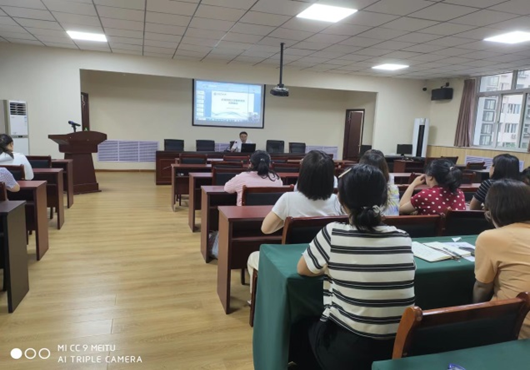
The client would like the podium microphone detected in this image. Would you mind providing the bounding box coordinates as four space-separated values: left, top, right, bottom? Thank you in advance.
68 120 81 132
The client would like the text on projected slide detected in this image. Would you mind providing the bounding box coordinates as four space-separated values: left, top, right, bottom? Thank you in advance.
193 80 265 128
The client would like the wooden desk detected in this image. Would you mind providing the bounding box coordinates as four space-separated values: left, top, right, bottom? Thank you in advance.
217 205 281 314
200 186 237 262
188 173 214 231
171 164 212 210
392 173 414 185
393 160 425 173
52 159 74 208
0 201 29 313
9 181 49 260
33 168 65 230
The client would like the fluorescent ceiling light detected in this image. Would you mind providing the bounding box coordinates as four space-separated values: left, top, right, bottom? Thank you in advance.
296 4 357 23
484 31 530 44
372 64 409 71
67 31 107 42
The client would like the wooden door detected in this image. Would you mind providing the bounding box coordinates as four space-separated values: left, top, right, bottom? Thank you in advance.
343 110 364 160
81 92 90 131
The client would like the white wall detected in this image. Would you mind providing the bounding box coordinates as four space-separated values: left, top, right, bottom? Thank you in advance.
427 78 465 146
0 43 430 167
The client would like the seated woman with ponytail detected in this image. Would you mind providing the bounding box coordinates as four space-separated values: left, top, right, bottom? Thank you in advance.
292 164 415 370
399 158 466 215
224 150 282 206
0 134 34 180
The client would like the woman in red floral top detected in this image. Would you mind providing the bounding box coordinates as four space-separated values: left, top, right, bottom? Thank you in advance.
399 159 467 215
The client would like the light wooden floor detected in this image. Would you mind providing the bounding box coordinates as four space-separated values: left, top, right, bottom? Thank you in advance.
0 172 254 370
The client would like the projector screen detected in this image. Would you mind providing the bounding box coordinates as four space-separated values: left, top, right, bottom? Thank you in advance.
193 80 265 128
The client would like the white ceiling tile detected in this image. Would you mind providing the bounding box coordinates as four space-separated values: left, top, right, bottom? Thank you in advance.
489 16 530 31
113 48 143 55
357 27 408 40
419 22 477 36
321 23 371 36
239 11 290 27
107 36 143 45
94 0 145 10
241 49 275 58
5 38 42 45
96 6 144 21
209 48 240 56
101 18 144 31
356 47 392 56
54 12 101 27
322 44 362 54
257 36 297 47
146 0 198 16
2 6 54 21
189 17 234 31
427 36 474 47
14 18 63 30
0 25 27 33
325 58 355 66
309 50 346 59
178 43 212 53
35 34 72 43
145 32 181 42
393 32 441 43
292 41 330 51
60 23 103 33
432 47 474 56
364 0 433 16
45 42 78 48
460 50 503 59
282 48 311 56
451 10 519 27
143 52 173 58
0 16 17 25
145 12 190 26
345 11 399 26
202 0 255 10
304 34 350 44
144 45 175 54
281 18 329 33
454 27 502 40
216 40 252 50
268 27 314 41
404 43 446 53
251 0 308 16
76 41 111 51
382 17 438 31
408 3 477 21
25 27 66 36
383 50 423 59
144 38 180 48
232 55 266 63
490 0 530 15
173 54 202 61
374 40 415 50
339 36 382 47
105 28 143 38
144 23 186 35
181 36 219 47
185 27 226 39
230 22 275 36
0 31 35 39
42 1 97 16
194 5 245 21
223 32 263 43
0 0 46 9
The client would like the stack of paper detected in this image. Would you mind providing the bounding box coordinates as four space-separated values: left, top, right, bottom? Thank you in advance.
411 242 473 262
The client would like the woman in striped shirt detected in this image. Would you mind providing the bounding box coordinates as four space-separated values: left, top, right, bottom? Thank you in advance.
291 164 416 370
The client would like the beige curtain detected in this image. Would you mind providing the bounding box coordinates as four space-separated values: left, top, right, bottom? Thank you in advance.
454 79 476 147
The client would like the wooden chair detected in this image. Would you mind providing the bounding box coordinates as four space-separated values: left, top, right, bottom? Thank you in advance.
212 161 244 169
26 155 52 168
164 139 184 151
441 210 494 236
271 156 289 163
384 215 442 238
461 172 474 184
393 292 530 359
272 162 300 173
179 153 207 164
466 161 485 170
223 155 249 163
289 142 306 154
0 165 25 181
196 140 215 152
0 182 7 201
249 215 348 326
442 156 458 164
241 185 294 206
212 167 246 186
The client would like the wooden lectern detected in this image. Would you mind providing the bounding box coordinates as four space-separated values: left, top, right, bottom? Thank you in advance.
48 131 107 194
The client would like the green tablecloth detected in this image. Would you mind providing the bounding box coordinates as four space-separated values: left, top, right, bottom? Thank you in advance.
372 338 530 370
253 235 477 370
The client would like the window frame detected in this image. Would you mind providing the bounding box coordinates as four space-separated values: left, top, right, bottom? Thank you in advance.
473 69 530 152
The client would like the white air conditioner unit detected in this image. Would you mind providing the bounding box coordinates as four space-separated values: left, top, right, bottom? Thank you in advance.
0 100 29 155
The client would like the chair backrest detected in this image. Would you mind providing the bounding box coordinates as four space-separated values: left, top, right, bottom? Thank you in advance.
224 155 249 163
393 292 530 359
442 210 494 236
466 161 485 170
461 172 474 184
266 140 285 154
26 155 52 168
424 157 439 167
242 185 294 206
0 182 7 201
384 215 441 238
273 162 300 173
442 156 458 164
196 140 215 152
282 215 349 244
179 153 207 164
212 167 246 186
271 156 289 163
164 139 184 151
212 161 244 169
0 165 25 181
289 142 306 154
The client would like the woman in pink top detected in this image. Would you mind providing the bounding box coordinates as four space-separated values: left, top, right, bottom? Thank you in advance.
224 150 283 206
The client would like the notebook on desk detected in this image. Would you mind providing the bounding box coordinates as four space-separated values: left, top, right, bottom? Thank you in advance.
412 242 473 262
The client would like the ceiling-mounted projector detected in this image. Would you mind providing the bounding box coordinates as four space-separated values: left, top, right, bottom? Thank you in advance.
270 42 289 97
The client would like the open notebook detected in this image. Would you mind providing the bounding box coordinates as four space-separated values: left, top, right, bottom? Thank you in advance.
412 242 473 262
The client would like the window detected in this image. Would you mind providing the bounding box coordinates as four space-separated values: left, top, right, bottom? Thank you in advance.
474 70 530 151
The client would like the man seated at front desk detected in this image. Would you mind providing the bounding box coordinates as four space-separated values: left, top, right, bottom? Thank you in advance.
230 131 253 152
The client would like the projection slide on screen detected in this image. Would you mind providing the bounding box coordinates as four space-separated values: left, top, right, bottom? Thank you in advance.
193 80 265 128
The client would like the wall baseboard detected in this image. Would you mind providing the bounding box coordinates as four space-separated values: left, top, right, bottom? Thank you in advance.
96 169 155 173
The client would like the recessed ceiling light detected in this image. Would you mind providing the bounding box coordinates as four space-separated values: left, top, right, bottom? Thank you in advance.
372 64 409 71
484 31 530 44
296 4 357 23
67 30 107 42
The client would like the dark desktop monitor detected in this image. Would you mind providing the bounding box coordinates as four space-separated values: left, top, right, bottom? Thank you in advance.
359 145 372 157
396 144 413 156
241 143 256 153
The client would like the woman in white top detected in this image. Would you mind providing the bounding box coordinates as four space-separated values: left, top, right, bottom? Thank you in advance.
247 150 343 292
0 134 34 180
